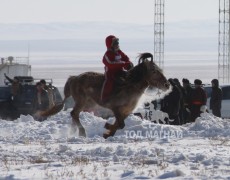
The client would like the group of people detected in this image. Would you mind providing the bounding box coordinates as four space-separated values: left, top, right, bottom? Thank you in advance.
4 73 55 117
160 78 222 125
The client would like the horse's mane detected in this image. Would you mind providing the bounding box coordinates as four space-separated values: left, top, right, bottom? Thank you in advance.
126 53 159 83
126 62 147 83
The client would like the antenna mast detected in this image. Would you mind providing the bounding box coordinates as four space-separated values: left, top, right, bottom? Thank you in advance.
218 0 230 83
154 0 165 69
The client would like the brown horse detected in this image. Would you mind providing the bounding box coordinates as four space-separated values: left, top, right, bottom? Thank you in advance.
44 52 170 138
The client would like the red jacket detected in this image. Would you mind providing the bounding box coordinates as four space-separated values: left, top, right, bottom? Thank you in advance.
102 50 131 73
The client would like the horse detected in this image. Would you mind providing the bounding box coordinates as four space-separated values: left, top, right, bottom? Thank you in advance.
43 52 170 138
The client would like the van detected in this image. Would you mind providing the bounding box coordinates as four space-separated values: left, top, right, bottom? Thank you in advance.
203 85 230 118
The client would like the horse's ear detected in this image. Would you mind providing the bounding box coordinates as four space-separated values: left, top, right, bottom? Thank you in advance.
149 61 163 73
138 52 153 64
138 57 144 64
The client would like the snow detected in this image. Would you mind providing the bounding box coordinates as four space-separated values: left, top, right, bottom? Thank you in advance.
0 109 230 180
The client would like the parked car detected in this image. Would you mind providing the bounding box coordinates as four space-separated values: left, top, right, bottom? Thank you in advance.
203 84 230 118
0 76 63 120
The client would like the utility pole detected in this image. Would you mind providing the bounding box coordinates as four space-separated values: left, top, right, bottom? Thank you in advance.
154 0 165 69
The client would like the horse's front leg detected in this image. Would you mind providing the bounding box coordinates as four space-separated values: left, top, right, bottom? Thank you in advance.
103 120 120 139
104 120 125 130
105 108 128 130
103 112 128 139
115 111 128 129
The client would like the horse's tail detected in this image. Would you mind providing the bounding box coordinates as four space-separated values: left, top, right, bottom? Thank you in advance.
40 76 73 117
63 76 72 99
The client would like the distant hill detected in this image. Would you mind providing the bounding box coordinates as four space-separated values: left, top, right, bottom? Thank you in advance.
0 20 218 53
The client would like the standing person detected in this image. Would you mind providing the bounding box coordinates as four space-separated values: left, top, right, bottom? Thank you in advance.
190 79 207 122
4 73 22 119
160 79 181 125
4 73 21 99
173 78 184 124
34 82 49 121
35 82 49 111
210 79 222 117
182 78 193 123
101 35 133 102
40 79 55 108
1 57 4 64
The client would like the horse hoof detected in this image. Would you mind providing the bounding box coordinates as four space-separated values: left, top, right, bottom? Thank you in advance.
79 131 86 137
70 126 78 134
103 129 114 139
78 127 86 137
103 133 110 139
104 122 112 129
118 123 125 129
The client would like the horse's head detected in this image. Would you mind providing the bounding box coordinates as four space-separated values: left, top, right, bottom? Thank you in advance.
138 53 170 91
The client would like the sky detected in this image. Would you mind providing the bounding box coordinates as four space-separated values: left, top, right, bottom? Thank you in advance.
0 0 218 24
0 0 220 57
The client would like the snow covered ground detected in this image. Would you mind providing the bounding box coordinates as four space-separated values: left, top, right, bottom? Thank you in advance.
0 109 230 179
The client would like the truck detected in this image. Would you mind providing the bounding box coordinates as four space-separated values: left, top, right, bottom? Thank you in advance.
0 76 63 120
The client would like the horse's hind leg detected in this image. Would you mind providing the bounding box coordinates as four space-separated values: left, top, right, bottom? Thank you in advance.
71 102 86 137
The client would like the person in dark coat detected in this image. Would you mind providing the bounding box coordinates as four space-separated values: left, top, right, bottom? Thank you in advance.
40 79 55 108
182 78 193 123
210 79 222 117
173 78 184 124
4 73 22 118
35 82 49 111
190 79 207 122
160 79 181 125
4 73 22 99
34 82 50 121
